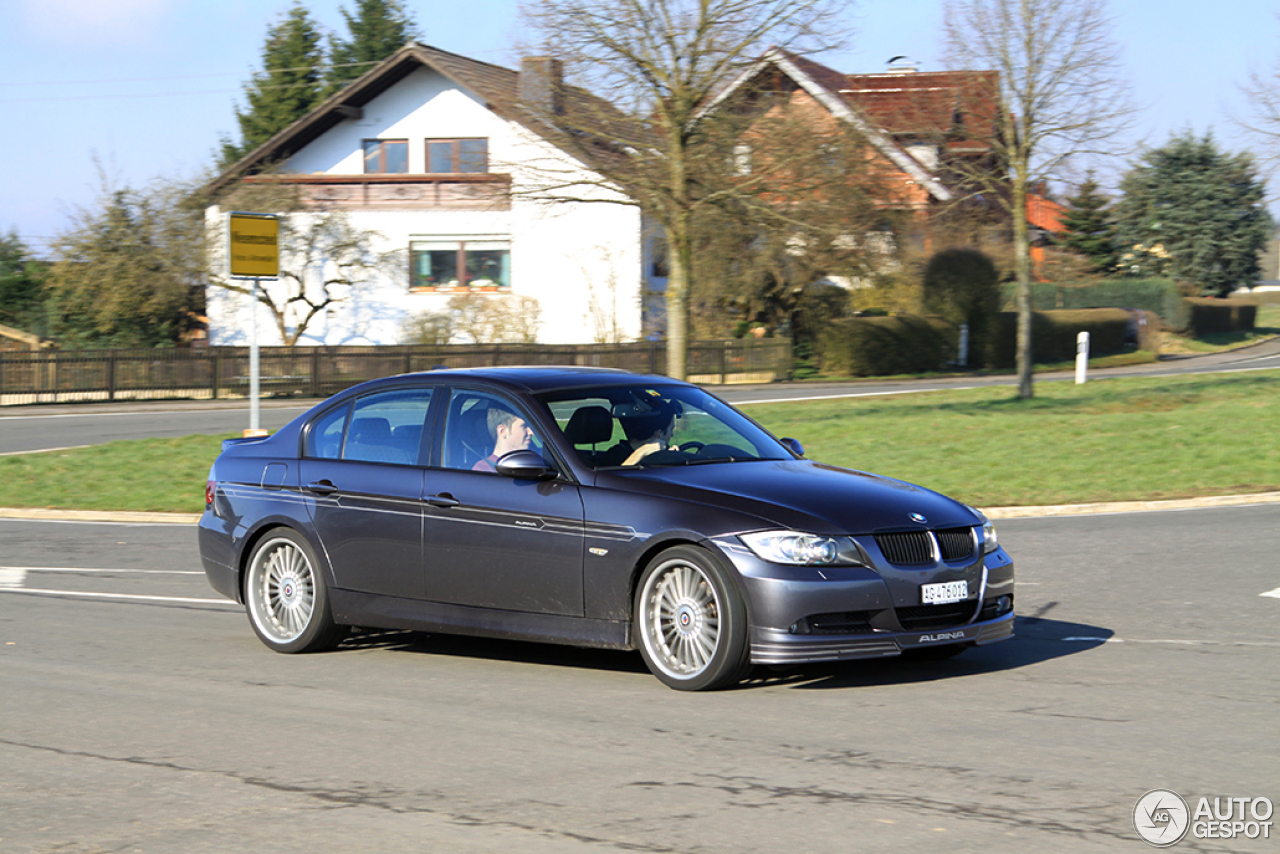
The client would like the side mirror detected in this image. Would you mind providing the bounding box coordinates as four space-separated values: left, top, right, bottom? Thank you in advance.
780 437 805 458
495 449 559 480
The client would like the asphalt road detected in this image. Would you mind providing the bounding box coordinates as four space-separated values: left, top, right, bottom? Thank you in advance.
2 504 1277 852
2 337 1279 455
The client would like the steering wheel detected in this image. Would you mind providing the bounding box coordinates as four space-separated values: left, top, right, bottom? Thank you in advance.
678 441 706 453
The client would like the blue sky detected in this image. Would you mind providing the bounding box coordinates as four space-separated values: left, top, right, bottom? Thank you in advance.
1 0 1277 254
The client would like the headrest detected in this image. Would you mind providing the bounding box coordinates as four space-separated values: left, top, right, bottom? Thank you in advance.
563 405 613 445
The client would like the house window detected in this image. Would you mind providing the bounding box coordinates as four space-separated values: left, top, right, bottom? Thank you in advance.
732 143 753 176
363 139 408 173
426 139 488 173
410 239 510 290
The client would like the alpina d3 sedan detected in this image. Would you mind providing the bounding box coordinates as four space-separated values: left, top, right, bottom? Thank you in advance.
199 367 1014 690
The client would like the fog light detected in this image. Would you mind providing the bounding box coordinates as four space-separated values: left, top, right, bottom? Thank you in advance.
996 595 1013 616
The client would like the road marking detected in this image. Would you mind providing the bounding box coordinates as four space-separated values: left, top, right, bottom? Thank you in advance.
0 406 309 421
1062 636 1280 647
0 445 91 457
735 387 976 406
0 566 202 576
0 568 26 588
1260 587 1280 599
0 587 234 606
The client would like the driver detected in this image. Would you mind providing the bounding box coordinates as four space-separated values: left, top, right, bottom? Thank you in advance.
472 407 534 472
599 400 681 467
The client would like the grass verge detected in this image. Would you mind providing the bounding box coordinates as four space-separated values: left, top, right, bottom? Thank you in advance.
0 370 1276 513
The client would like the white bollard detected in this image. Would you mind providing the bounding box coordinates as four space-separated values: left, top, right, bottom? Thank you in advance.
1075 330 1090 384
958 323 969 368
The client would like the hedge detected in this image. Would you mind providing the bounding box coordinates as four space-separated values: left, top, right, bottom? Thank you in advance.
1011 278 1186 329
1185 298 1257 335
819 315 955 376
989 308 1154 369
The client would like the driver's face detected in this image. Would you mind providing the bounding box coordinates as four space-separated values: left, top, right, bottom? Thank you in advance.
502 417 533 450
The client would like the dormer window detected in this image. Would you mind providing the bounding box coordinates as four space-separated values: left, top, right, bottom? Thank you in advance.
427 139 489 173
363 139 408 173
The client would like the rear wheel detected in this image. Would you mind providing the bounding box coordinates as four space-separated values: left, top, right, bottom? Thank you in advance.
634 545 750 691
244 529 346 653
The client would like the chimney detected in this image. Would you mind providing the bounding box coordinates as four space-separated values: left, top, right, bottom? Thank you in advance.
520 57 564 116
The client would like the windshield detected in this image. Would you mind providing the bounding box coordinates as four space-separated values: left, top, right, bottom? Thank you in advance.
537 384 792 470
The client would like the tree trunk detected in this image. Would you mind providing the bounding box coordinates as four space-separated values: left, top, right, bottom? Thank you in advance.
664 220 691 381
1011 177 1033 399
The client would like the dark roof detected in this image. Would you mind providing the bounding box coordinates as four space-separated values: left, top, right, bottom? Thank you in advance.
207 42 627 194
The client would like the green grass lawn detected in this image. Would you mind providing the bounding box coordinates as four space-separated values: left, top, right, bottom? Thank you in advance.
0 369 1277 513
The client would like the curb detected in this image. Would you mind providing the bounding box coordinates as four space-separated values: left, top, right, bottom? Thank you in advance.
2 491 1279 525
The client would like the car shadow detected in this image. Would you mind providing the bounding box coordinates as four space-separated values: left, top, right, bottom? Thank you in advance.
746 615 1114 691
337 612 1112 688
339 627 651 675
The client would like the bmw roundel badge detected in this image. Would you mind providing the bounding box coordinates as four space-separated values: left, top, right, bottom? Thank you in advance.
909 513 927 524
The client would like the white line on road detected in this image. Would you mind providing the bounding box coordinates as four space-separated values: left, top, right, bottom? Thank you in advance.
0 445 91 457
0 587 234 606
1260 587 1280 599
0 406 309 421
735 387 977 406
1062 636 1280 647
0 565 203 575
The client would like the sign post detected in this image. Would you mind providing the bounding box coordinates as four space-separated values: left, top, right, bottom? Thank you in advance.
227 212 280 436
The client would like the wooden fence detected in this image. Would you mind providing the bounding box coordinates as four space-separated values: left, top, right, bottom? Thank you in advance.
0 339 792 406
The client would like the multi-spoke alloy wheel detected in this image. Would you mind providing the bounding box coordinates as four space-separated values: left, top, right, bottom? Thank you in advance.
245 529 345 653
635 546 749 691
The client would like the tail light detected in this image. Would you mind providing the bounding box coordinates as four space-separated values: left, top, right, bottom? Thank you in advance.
205 480 216 507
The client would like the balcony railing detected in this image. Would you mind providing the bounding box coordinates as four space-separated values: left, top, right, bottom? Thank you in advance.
240 174 511 211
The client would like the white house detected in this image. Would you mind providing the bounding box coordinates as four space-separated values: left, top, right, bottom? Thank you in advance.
206 43 656 346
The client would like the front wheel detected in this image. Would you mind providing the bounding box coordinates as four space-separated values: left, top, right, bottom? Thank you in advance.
634 545 750 691
244 529 346 653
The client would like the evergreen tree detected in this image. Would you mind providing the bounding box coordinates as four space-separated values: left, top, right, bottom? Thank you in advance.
1113 133 1272 296
0 231 48 334
1059 171 1116 274
326 0 419 90
220 2 327 168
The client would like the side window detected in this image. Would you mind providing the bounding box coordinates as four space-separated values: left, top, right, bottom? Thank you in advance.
305 403 350 459
344 388 434 465
442 390 544 473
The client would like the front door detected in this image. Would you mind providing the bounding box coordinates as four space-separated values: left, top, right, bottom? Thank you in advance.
421 389 585 616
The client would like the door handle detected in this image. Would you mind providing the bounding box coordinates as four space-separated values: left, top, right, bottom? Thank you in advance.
425 493 459 508
306 480 338 496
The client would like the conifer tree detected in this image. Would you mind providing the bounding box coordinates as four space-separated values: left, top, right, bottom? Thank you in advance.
1113 133 1271 296
220 2 327 168
326 0 419 90
1059 171 1116 274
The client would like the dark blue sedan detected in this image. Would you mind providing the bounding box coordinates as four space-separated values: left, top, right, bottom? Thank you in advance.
199 367 1014 690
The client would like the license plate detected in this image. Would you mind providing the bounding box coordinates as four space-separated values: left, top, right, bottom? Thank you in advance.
921 580 968 605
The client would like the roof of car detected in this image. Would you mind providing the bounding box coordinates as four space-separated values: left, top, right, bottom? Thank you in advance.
354 365 687 395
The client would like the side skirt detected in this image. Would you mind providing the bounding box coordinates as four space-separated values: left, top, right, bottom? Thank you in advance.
330 589 633 651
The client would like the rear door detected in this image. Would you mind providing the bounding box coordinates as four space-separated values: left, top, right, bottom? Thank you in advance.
301 387 435 600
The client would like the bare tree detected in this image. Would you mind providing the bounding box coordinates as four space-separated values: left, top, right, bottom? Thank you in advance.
209 200 401 346
943 0 1134 397
519 0 853 379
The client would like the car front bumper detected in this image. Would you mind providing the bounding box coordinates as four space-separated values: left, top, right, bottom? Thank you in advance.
711 535 1016 666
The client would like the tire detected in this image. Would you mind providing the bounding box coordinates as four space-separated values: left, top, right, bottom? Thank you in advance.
244 529 347 653
634 545 750 691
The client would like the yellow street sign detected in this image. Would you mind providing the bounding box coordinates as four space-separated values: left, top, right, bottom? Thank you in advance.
228 212 280 279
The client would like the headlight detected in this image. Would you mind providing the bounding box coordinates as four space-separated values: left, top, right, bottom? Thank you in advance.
982 518 998 554
739 531 865 566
